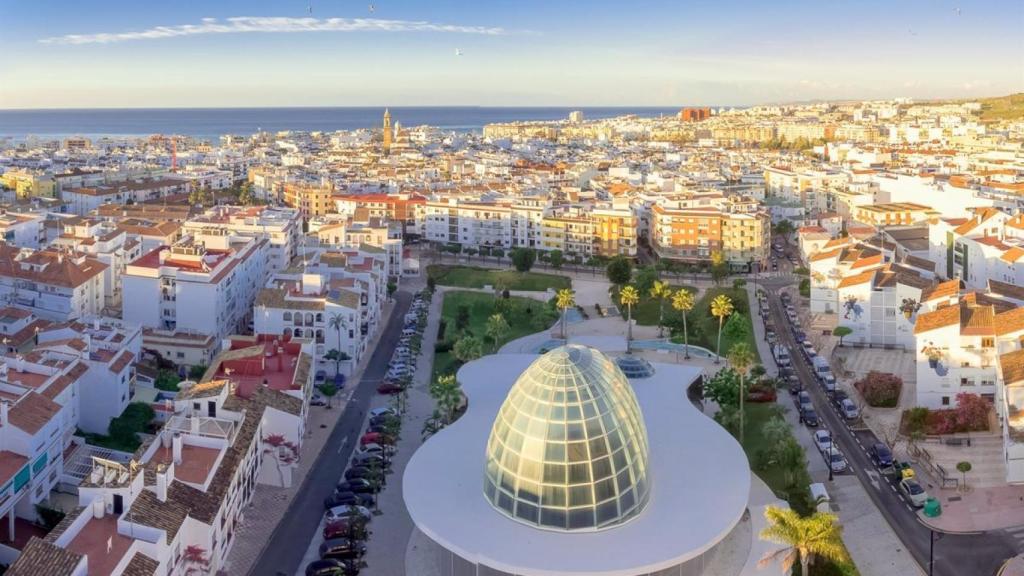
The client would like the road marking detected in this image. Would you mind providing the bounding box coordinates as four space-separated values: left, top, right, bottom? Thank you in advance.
866 470 881 490
337 436 350 454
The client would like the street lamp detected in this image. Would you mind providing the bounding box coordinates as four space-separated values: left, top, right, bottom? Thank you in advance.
928 528 944 576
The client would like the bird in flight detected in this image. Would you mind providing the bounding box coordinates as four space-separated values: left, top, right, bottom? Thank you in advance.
455 48 463 57
368 3 376 12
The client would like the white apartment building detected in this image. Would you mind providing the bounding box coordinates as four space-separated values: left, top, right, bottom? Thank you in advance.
61 178 191 217
35 318 141 435
141 328 218 373
50 218 143 312
122 234 268 340
0 246 107 322
423 198 513 248
7 335 313 575
0 212 45 250
182 205 302 274
255 248 387 375
928 208 1022 289
310 215 403 278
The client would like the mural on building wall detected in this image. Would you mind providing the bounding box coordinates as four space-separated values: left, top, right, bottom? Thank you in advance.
843 295 863 320
921 343 949 377
900 297 922 321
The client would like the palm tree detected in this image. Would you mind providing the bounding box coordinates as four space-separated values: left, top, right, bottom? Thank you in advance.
485 313 511 352
327 312 347 375
671 288 695 359
650 280 672 338
555 288 576 339
728 341 754 444
429 374 462 424
710 294 734 364
759 506 850 576
619 285 640 350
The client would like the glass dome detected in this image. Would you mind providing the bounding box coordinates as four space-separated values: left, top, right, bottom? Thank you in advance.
483 345 651 531
615 355 655 379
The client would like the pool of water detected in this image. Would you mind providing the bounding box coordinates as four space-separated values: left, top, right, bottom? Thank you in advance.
630 340 717 358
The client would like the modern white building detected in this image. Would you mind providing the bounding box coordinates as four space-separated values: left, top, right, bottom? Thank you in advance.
182 205 302 275
0 246 107 322
404 345 752 576
122 234 268 340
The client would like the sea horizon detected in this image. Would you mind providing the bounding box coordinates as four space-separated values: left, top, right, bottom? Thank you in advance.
0 105 698 142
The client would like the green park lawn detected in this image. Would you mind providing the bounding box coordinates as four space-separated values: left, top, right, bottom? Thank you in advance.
671 286 760 362
433 291 558 379
428 265 570 292
630 285 698 327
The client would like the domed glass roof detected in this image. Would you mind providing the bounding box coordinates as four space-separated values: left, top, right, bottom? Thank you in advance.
483 345 651 531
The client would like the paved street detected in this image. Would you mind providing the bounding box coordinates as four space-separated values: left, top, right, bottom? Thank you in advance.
760 267 1018 576
250 290 413 576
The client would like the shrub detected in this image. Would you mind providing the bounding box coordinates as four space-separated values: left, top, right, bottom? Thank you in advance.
904 406 929 434
854 371 902 407
953 392 990 431
434 340 453 354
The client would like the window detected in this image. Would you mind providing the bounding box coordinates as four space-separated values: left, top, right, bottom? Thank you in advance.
941 396 950 406
177 352 185 358
981 337 995 348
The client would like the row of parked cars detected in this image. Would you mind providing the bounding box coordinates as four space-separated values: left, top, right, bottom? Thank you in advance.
306 405 401 575
308 291 432 576
377 292 430 395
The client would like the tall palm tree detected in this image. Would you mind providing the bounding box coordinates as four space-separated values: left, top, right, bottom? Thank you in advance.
555 288 576 339
327 312 347 374
710 294 734 364
728 341 754 444
759 506 850 576
671 288 695 359
650 280 672 338
619 285 640 350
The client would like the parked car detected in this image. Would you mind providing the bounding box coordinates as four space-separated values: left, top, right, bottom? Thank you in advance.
344 467 375 481
310 394 328 407
377 382 405 395
802 342 816 358
868 443 894 468
797 391 813 413
324 491 374 510
360 432 394 446
813 430 833 454
320 538 367 561
325 505 372 524
306 558 360 576
824 447 848 473
351 452 385 467
787 375 802 394
801 409 819 427
356 443 394 457
323 518 368 540
369 407 396 419
832 390 849 409
899 478 929 507
839 399 860 420
369 415 397 427
336 478 377 494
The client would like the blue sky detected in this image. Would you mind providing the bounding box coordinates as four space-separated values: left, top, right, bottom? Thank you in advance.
0 0 1021 108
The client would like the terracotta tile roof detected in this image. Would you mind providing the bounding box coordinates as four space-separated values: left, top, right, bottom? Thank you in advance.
109 350 135 374
179 379 229 400
1000 349 1024 385
995 307 1024 337
130 488 190 540
838 269 875 289
8 392 61 434
0 245 107 289
1001 247 1024 263
990 279 1024 302
122 552 160 576
904 254 935 271
914 304 961 334
44 507 86 544
922 279 960 302
960 304 995 336
6 537 83 576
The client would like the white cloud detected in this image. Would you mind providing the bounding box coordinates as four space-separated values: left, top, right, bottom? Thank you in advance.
39 16 515 45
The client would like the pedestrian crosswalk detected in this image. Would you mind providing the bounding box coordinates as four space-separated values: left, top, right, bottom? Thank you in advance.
1004 525 1024 551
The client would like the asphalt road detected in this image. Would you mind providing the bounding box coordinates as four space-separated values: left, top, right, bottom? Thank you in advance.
252 290 413 576
760 241 1017 576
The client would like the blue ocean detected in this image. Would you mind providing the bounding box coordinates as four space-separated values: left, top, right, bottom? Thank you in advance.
0 106 683 141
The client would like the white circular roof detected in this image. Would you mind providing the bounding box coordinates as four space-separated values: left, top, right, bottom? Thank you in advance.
483 345 651 531
404 352 751 576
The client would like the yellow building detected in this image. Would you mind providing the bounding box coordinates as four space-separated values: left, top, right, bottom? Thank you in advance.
851 202 937 227
0 170 56 199
283 181 335 219
541 209 595 256
591 205 637 257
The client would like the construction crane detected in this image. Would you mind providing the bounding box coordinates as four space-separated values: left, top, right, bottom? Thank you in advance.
148 134 181 172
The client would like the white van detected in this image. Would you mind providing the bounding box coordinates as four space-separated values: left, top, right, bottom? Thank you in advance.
809 482 831 513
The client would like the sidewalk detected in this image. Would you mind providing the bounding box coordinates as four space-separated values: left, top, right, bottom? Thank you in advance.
224 296 397 575
919 483 1024 533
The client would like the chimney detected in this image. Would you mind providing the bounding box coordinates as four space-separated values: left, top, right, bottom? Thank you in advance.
0 401 7 427
155 465 169 502
172 432 183 465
